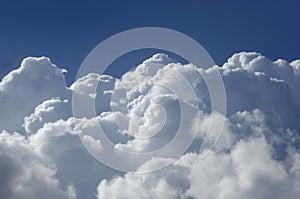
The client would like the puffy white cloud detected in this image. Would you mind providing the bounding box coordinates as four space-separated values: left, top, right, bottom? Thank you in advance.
290 60 300 74
98 110 300 199
0 131 76 199
23 98 71 133
82 135 103 153
0 57 69 133
221 52 300 126
113 58 205 154
0 52 300 199
26 111 134 199
70 73 115 114
96 52 300 199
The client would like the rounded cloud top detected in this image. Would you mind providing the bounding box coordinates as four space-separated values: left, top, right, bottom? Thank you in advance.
0 52 300 199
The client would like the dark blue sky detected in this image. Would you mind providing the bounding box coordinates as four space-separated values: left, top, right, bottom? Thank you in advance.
0 0 299 84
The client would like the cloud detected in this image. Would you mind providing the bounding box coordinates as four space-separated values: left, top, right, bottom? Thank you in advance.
0 52 299 199
23 98 71 134
97 110 300 199
222 52 300 126
27 117 122 199
95 52 300 199
0 57 69 133
0 131 76 199
70 73 115 114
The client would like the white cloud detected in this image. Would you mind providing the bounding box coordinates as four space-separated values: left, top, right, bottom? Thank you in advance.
221 52 300 129
0 57 69 133
0 52 299 199
23 97 71 133
98 110 300 199
0 131 76 199
82 135 103 153
96 52 300 199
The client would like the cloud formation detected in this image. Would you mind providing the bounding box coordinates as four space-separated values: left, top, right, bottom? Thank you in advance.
98 109 300 199
0 131 76 199
0 57 69 133
0 52 299 199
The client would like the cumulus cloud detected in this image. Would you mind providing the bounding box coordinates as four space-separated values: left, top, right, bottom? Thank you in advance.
222 52 300 128
96 52 300 199
0 131 76 199
23 98 71 134
0 52 299 199
98 110 300 199
70 73 115 114
0 57 69 133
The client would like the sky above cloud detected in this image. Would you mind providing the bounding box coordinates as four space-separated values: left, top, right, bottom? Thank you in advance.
0 52 300 199
1 0 300 84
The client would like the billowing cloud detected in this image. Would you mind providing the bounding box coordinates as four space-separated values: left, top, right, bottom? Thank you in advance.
23 98 71 134
0 131 76 199
97 110 300 199
0 57 69 133
0 52 299 199
95 52 300 198
222 52 300 129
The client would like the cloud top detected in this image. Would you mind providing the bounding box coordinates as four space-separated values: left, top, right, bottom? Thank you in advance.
0 52 299 199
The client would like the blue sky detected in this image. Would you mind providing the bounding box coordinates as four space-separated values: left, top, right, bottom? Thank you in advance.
0 0 299 84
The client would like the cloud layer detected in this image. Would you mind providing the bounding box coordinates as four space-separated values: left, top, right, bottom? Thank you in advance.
0 52 299 199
